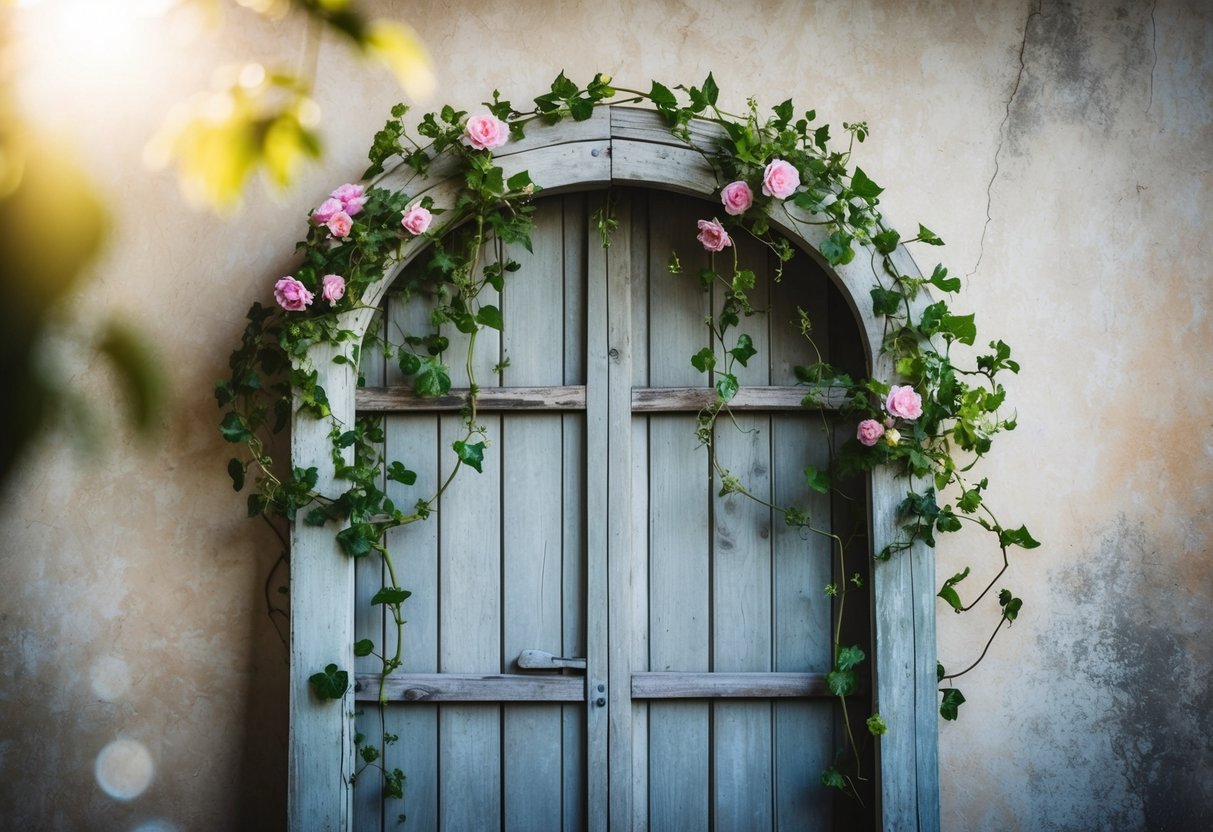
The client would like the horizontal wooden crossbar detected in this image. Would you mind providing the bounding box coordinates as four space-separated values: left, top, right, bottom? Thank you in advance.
355 385 845 413
631 672 833 699
355 671 838 703
355 673 584 703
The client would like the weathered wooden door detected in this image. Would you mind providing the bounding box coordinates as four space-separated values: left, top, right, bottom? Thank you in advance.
352 188 871 831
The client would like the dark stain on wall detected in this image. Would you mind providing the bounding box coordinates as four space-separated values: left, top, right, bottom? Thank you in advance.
1006 0 1157 146
1049 516 1213 831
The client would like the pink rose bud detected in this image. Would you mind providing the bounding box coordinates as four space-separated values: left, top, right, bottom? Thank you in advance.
885 385 924 421
330 183 368 216
462 114 510 151
327 211 353 239
856 418 885 447
321 274 346 304
400 203 433 236
762 158 800 199
696 217 732 252
720 180 753 216
312 197 343 225
274 276 313 312
884 428 902 447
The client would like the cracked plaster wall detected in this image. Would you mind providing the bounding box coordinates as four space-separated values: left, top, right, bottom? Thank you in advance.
0 1 1209 830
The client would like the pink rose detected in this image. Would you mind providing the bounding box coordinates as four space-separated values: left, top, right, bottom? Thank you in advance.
274 276 313 312
720 180 753 216
321 274 345 304
696 218 732 253
330 183 368 217
762 158 800 199
462 114 509 151
886 385 923 421
401 203 433 236
312 197 343 225
326 211 353 239
857 419 885 447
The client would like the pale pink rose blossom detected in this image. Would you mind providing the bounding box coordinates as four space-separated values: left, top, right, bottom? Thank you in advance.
331 183 368 216
400 203 433 236
327 211 353 239
321 274 346 304
857 419 885 447
274 276 313 311
312 197 343 225
762 158 800 199
720 180 754 216
696 218 732 252
885 385 923 421
462 114 510 151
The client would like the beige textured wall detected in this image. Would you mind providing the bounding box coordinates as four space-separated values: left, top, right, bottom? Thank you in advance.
1 0 1209 829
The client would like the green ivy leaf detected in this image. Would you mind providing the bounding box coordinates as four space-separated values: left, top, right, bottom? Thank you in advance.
937 567 970 611
836 644 865 671
648 80 677 108
701 72 719 106
850 167 883 200
942 312 977 346
308 663 349 701
476 304 504 331
371 587 413 605
453 439 486 473
825 668 857 696
729 334 757 367
690 347 716 373
866 714 888 736
821 231 855 266
219 412 252 443
820 767 846 790
715 373 739 402
872 229 900 255
998 525 1041 550
940 688 966 720
398 352 421 376
998 588 1023 621
414 358 451 397
227 458 246 491
929 264 961 293
870 287 901 317
336 524 375 558
803 465 830 494
387 461 417 485
354 638 375 657
917 224 945 245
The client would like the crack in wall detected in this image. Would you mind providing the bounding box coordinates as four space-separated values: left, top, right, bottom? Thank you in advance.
969 0 1043 279
1147 0 1159 114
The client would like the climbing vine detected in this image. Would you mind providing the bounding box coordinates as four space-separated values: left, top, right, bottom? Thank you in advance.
219 71 1036 807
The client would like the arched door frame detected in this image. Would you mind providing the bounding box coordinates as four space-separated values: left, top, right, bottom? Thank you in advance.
289 105 939 832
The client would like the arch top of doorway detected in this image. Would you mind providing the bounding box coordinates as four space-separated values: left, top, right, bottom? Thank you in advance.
345 104 929 379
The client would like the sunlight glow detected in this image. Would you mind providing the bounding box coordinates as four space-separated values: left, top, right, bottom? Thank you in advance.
95 738 155 801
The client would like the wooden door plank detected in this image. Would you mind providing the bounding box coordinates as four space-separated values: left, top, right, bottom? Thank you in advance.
626 193 651 832
438 410 501 831
502 204 567 832
645 191 711 832
584 194 610 832
353 312 387 832
360 673 584 702
383 285 443 832
562 194 589 832
605 193 636 832
289 338 357 832
357 385 587 412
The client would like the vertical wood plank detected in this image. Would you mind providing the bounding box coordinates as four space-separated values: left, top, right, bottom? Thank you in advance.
383 287 441 832
628 193 651 832
769 251 834 829
354 313 386 832
502 202 567 832
290 342 356 832
584 194 610 832
562 195 588 832
645 192 710 832
605 192 636 832
438 410 501 830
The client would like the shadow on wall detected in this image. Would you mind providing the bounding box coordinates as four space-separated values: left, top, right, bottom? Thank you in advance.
1041 514 1212 831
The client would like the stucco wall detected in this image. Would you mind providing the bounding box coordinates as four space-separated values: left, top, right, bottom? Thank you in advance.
1 1 1209 829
